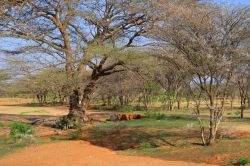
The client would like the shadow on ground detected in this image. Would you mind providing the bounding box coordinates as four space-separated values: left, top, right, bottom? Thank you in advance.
81 125 200 151
0 114 58 124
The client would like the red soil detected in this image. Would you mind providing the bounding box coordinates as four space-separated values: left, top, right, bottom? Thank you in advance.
0 141 216 166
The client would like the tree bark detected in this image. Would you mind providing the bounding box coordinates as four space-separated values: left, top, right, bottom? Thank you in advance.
240 99 246 119
67 89 86 119
107 96 112 106
119 91 124 107
230 97 234 111
81 78 98 109
177 99 181 109
186 98 190 109
208 95 216 145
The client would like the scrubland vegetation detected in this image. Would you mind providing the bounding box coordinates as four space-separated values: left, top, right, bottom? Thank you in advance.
0 0 249 165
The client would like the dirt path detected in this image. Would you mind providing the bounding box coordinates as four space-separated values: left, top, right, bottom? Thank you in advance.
0 105 68 116
0 141 215 166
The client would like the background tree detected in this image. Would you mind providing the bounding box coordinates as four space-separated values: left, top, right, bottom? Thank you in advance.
147 1 250 145
0 70 10 97
9 68 68 105
235 61 250 118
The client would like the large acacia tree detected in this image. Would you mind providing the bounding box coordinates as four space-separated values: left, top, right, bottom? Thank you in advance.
0 0 151 119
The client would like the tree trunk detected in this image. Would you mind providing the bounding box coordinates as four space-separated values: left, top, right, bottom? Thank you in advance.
230 97 234 111
207 96 220 146
107 96 112 106
240 98 246 119
124 95 129 106
169 99 174 111
67 89 86 119
43 93 47 104
143 94 149 110
119 91 124 107
58 91 64 105
186 98 190 109
195 100 200 115
177 99 181 109
81 78 98 109
101 95 106 106
240 106 244 119
37 94 42 105
248 97 250 108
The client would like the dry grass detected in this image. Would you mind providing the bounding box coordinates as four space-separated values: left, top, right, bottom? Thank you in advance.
0 98 249 165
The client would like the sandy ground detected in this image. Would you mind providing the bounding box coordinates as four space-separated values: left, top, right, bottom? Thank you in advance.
0 141 216 166
0 105 68 116
0 99 248 166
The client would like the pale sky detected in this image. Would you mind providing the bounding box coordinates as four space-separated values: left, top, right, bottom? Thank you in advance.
212 0 250 5
0 0 250 69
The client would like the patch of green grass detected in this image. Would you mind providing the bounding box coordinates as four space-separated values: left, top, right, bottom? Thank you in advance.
0 136 52 158
86 108 250 165
117 106 143 112
98 115 198 130
144 112 166 120
50 131 79 141
94 106 162 113
85 115 199 151
86 125 179 150
237 157 250 165
120 139 250 165
19 109 48 115
0 138 28 158
139 142 157 149
0 122 4 127
9 122 33 141
50 129 82 141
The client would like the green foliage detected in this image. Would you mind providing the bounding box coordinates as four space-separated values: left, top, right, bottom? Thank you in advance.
0 136 52 158
144 112 166 120
19 109 48 115
100 115 197 130
0 122 4 127
8 67 67 100
238 158 250 165
50 127 82 141
57 116 71 129
50 131 80 141
139 142 156 149
56 116 83 130
67 130 81 140
158 91 177 102
9 122 33 141
234 111 241 116
117 106 144 112
27 100 38 106
0 138 28 158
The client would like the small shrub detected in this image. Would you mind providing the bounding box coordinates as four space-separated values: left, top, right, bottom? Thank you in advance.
144 112 165 120
238 158 250 165
139 142 156 149
56 116 83 130
50 135 57 141
9 122 33 142
57 116 71 129
68 130 81 140
234 111 241 116
118 106 134 112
